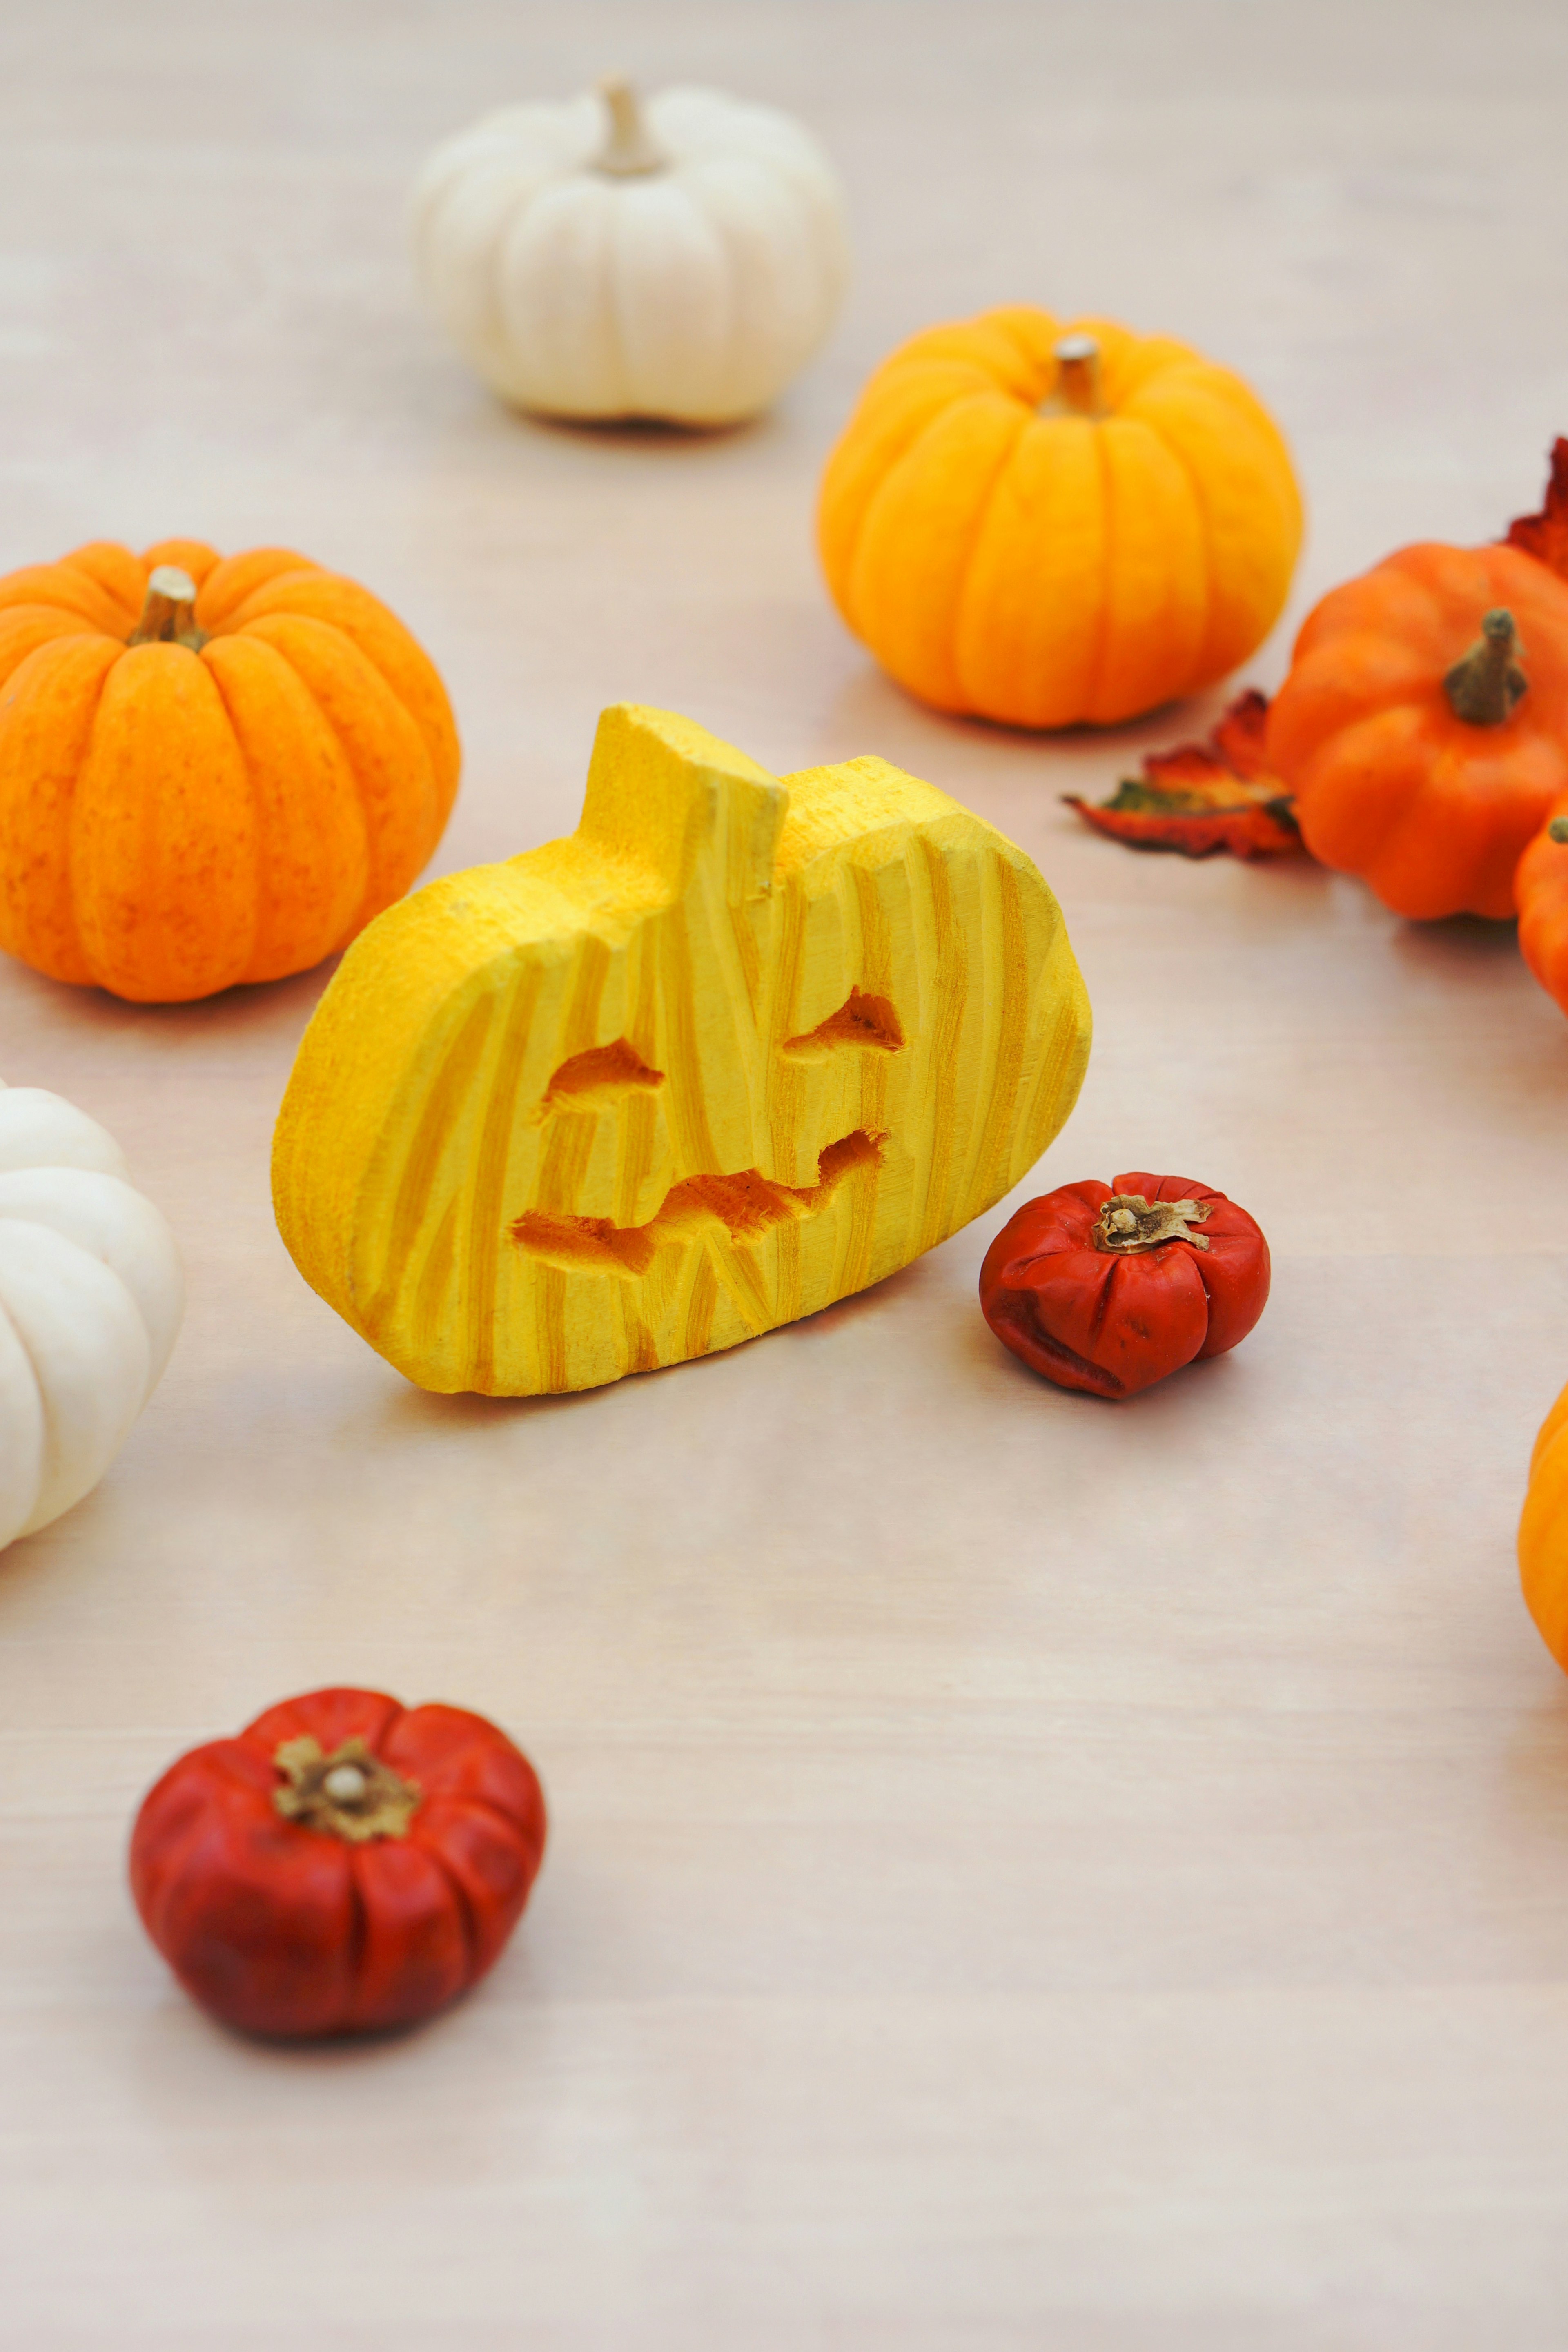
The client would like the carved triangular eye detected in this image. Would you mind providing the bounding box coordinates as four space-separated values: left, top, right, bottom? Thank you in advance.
783 987 904 1059
532 1038 664 1121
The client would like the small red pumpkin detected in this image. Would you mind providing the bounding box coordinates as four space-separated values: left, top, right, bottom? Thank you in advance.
980 1173 1270 1399
129 1686 546 2038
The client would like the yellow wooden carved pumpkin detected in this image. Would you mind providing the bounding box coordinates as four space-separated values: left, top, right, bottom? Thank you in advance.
272 706 1091 1394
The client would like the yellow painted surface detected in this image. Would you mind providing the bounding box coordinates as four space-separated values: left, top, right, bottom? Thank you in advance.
272 704 1091 1394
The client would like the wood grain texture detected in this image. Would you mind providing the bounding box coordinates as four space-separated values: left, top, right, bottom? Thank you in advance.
7 2 1568 2347
273 704 1090 1392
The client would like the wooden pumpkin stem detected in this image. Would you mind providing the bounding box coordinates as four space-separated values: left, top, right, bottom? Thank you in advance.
128 566 207 652
1549 816 1568 844
595 78 667 177
1092 1193 1213 1254
1047 334 1105 421
1443 608 1527 726
271 1735 421 1843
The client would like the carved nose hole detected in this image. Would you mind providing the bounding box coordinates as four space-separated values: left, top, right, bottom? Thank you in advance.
783 987 904 1060
532 1038 665 1123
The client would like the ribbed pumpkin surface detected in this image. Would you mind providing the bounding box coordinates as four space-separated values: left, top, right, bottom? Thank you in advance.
0 539 459 1002
818 307 1303 730
1267 543 1568 921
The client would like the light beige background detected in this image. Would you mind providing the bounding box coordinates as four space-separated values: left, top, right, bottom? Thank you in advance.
4 2 1568 2344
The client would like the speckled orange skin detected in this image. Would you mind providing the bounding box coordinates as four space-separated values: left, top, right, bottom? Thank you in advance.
1267 543 1568 921
0 539 459 1002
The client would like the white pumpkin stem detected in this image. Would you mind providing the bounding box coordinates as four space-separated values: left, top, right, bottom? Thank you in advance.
595 78 667 177
1051 334 1105 420
128 566 207 651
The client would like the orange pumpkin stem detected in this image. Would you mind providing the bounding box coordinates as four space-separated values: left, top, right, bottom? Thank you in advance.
127 565 207 652
1047 333 1105 421
595 78 666 177
1092 1193 1212 1254
271 1735 421 1843
1443 608 1527 726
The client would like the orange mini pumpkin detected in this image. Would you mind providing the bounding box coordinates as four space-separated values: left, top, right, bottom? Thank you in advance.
1519 1379 1568 1672
1515 805 1568 1015
817 308 1303 729
0 539 459 1002
1266 543 1568 920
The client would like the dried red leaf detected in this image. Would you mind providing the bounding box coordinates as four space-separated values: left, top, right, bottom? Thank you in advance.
1064 690 1301 861
1504 438 1568 581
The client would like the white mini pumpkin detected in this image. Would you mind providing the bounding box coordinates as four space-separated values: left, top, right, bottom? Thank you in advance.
0 1083 183 1550
411 78 850 425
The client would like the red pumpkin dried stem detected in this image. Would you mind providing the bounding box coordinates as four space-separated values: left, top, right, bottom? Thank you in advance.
595 78 667 177
1443 608 1527 726
1093 1194 1213 1254
272 1735 421 1844
1048 333 1105 421
127 565 207 652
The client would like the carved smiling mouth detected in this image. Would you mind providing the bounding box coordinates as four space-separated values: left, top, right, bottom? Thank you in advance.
510 1128 885 1279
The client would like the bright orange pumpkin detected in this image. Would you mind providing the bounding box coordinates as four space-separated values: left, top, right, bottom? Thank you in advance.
0 539 459 1002
1514 803 1568 1014
1519 1379 1568 1671
1266 543 1568 920
817 308 1303 728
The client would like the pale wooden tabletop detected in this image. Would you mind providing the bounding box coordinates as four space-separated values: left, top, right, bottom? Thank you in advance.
6 2 1568 2345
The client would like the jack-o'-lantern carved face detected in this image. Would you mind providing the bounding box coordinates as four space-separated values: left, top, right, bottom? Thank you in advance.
273 706 1091 1394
